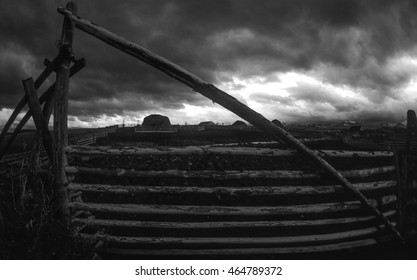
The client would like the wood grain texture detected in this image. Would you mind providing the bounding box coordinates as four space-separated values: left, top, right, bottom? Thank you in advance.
65 166 395 179
69 195 396 217
73 210 396 229
66 145 394 158
68 180 396 196
53 2 77 219
98 236 393 256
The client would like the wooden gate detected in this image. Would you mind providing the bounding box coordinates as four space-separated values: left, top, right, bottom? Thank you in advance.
2 2 417 258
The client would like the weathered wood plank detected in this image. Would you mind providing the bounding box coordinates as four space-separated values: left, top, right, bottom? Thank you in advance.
69 195 396 217
80 226 393 246
53 2 77 219
68 180 396 196
65 166 395 179
340 166 395 178
98 236 393 256
65 145 394 158
73 210 396 229
57 7 402 241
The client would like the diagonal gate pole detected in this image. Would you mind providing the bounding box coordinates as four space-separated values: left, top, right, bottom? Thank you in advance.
58 5 403 242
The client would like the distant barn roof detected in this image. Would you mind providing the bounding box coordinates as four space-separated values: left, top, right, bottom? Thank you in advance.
198 121 215 126
232 120 247 126
142 114 171 128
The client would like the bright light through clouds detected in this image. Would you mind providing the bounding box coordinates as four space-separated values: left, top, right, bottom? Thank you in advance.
216 71 372 123
69 60 417 127
179 103 238 124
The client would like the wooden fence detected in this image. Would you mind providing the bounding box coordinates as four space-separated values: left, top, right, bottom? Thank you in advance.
0 127 115 186
69 127 116 146
66 144 399 258
2 1 417 258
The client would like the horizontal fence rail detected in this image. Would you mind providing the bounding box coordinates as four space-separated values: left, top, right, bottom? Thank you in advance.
66 145 395 158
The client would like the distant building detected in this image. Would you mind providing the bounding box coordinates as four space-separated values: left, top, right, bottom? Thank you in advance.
198 121 215 126
232 120 247 127
142 114 171 128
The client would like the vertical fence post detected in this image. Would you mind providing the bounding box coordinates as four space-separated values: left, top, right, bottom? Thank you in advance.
403 110 417 242
396 151 407 235
53 2 77 220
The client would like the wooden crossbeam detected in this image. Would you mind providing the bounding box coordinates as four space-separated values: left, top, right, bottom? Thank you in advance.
57 7 403 241
0 58 86 160
97 237 393 256
65 145 394 158
64 166 395 179
22 78 54 161
67 180 397 197
68 195 396 218
80 226 392 246
73 210 397 229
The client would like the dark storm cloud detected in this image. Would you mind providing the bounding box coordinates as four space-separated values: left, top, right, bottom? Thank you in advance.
0 45 35 108
1 0 417 123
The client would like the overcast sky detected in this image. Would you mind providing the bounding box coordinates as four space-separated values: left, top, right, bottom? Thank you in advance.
1 0 417 128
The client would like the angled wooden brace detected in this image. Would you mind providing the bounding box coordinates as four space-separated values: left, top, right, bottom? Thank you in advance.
57 6 404 242
0 58 86 160
22 78 54 161
0 49 70 146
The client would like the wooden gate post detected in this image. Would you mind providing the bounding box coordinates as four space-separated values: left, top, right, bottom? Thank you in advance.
402 110 417 242
53 2 77 220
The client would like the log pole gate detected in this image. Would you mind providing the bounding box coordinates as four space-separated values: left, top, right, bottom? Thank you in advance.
0 2 411 243
0 3 86 220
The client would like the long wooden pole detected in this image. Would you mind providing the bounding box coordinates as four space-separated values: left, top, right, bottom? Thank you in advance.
53 2 77 220
0 59 86 160
57 7 403 242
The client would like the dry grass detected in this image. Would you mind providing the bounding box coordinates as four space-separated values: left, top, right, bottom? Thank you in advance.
0 151 97 259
